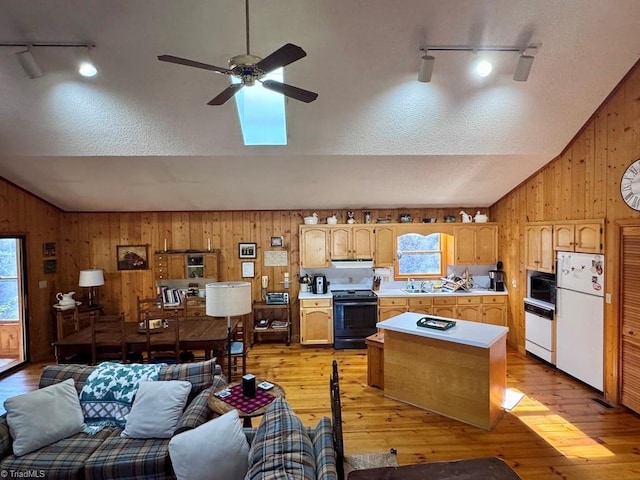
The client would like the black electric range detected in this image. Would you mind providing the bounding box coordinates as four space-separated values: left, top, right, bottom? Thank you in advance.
332 290 378 349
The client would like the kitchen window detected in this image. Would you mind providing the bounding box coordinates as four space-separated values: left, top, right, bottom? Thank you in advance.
396 233 446 278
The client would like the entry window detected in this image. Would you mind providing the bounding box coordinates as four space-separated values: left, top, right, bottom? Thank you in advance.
397 233 444 277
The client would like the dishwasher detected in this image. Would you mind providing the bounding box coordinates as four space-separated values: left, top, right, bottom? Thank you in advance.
524 299 555 364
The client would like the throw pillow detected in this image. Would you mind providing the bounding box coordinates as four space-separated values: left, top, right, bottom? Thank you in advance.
169 410 249 480
245 398 316 480
4 378 85 456
121 380 192 439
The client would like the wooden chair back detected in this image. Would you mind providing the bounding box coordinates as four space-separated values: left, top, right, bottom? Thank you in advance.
137 296 181 363
90 312 126 365
331 359 346 480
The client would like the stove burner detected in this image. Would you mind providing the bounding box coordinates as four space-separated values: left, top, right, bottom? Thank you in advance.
332 289 377 300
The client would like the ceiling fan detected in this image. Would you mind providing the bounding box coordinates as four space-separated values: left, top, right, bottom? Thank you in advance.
158 0 318 106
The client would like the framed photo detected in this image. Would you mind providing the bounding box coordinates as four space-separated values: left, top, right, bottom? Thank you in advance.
44 259 57 274
43 242 56 258
117 244 149 270
270 236 284 247
241 261 255 278
238 242 257 259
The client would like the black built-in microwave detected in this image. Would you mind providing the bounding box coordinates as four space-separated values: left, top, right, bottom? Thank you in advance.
529 272 556 305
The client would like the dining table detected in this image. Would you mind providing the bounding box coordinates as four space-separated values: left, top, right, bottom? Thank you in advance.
52 317 239 364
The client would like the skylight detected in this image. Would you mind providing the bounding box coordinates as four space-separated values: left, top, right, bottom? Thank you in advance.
232 67 287 146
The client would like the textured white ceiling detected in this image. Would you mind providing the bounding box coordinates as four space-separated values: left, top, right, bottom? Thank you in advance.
0 0 639 211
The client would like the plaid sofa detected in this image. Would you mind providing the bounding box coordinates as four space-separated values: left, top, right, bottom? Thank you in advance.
0 360 225 480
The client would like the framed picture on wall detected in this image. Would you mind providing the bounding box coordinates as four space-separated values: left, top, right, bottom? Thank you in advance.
242 261 255 278
238 242 257 259
270 236 284 247
117 245 149 270
43 242 56 258
44 259 57 274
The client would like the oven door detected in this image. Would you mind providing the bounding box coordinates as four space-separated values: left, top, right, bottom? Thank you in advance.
333 301 377 347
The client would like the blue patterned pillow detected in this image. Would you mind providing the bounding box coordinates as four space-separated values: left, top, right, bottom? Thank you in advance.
245 398 316 480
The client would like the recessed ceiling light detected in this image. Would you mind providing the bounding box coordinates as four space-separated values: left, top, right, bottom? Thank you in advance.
473 56 493 78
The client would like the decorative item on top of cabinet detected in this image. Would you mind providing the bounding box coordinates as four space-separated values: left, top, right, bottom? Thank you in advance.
525 223 555 273
553 220 604 253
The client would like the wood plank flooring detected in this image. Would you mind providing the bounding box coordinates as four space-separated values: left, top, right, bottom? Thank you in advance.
2 345 640 480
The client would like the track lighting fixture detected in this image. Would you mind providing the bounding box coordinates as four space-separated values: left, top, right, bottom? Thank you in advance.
418 53 435 82
15 48 43 79
417 43 540 82
0 41 97 78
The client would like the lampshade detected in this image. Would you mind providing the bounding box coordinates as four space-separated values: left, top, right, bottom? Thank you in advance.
78 269 105 287
206 281 252 317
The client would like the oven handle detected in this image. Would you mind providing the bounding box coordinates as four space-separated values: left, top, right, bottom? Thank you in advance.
334 301 378 307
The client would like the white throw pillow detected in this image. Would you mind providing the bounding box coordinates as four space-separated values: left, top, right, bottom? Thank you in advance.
169 410 250 480
4 378 85 456
121 380 192 439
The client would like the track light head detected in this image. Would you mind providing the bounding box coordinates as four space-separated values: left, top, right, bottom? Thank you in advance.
514 54 534 82
418 54 434 82
78 47 97 77
15 48 43 79
472 55 492 78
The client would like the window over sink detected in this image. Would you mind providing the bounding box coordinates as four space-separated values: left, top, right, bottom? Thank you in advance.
396 233 447 278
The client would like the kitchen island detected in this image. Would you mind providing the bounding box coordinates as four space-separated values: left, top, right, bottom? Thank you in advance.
377 312 508 430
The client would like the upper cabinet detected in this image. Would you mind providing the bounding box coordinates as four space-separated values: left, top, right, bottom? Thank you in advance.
525 224 554 273
300 227 330 268
374 226 395 267
553 220 604 253
154 251 220 280
330 226 375 260
454 225 498 265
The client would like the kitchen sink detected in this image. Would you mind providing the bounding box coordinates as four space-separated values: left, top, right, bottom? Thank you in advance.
402 288 426 294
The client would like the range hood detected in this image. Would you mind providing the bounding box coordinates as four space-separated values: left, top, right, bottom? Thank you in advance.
331 259 374 269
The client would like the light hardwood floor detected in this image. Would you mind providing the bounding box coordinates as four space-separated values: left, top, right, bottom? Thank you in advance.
2 344 640 480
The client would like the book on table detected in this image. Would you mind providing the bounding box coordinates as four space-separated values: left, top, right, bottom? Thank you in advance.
255 318 270 330
270 320 289 330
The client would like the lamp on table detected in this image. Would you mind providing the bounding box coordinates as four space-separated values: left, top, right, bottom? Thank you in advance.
79 269 105 307
205 281 252 380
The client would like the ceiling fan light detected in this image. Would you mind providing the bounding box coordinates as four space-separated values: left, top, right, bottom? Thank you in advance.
472 56 492 78
418 54 434 82
78 47 97 77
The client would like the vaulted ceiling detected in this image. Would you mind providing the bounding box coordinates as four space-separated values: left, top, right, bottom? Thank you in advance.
1 0 639 212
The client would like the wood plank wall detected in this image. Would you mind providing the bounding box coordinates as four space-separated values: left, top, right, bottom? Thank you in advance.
0 192 485 362
490 60 640 404
0 180 60 361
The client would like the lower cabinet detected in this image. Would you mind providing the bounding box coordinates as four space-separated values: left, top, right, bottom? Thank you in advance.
432 297 456 318
481 296 507 326
378 297 408 321
300 298 333 345
408 297 432 315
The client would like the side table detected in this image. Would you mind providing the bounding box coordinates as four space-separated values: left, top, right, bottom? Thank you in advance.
52 304 105 341
208 380 285 427
251 303 291 346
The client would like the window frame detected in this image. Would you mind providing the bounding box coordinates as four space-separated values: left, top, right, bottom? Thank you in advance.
394 231 448 279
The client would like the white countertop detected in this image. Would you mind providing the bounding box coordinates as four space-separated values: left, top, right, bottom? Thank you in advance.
377 312 508 348
299 287 508 300
375 288 508 297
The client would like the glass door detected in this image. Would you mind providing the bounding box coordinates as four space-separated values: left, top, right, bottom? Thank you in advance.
0 237 27 375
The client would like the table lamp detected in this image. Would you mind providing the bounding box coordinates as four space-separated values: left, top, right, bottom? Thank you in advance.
79 269 105 307
205 281 252 380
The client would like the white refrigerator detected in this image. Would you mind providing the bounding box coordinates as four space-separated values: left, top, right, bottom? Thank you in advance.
556 252 605 391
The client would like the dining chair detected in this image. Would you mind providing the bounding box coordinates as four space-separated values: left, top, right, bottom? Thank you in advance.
90 312 126 365
227 314 248 380
137 296 181 364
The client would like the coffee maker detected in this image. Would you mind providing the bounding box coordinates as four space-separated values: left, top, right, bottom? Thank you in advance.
488 261 505 292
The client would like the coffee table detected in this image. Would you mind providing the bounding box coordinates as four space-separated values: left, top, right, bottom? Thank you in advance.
208 379 285 427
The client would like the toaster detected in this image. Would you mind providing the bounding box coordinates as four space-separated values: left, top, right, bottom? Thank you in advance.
265 292 289 304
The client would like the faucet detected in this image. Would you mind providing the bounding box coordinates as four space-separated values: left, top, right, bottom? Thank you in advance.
420 281 429 292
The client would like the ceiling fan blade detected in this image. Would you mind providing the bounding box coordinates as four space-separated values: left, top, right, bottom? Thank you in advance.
207 84 244 105
262 80 318 103
256 43 307 74
158 55 231 75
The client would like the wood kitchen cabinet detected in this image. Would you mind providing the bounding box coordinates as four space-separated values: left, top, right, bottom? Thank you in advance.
481 296 507 326
432 297 456 318
300 298 333 345
374 225 395 267
454 225 498 265
525 223 555 272
408 297 432 315
300 226 330 268
455 295 482 322
330 226 374 260
378 297 408 321
553 220 604 253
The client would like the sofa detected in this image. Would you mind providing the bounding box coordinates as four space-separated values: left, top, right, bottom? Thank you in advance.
0 360 339 480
